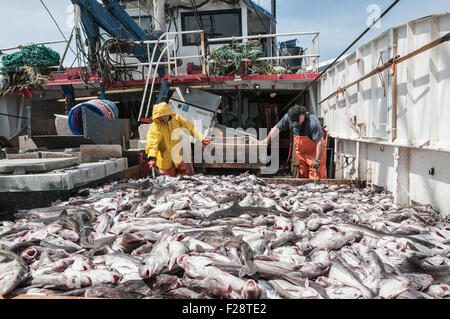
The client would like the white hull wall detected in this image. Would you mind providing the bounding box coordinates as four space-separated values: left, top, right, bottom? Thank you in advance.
335 139 450 216
321 12 450 215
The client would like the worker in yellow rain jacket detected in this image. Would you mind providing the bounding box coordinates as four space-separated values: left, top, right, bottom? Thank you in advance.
145 102 212 176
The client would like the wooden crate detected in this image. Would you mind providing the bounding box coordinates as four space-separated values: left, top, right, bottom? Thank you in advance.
209 136 267 165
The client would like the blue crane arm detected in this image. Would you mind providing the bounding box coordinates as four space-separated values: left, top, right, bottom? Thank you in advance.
71 0 162 62
102 0 149 41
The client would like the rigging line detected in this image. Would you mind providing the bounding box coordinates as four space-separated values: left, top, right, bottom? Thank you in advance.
39 0 78 57
0 112 27 120
246 0 281 57
190 0 210 55
281 0 401 113
191 0 207 39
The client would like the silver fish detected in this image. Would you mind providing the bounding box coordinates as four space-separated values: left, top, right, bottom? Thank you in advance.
0 250 28 295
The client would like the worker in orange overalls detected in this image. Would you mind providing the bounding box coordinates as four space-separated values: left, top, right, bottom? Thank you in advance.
146 102 212 176
263 105 328 179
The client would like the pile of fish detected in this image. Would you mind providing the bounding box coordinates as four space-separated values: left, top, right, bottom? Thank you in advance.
1 173 449 299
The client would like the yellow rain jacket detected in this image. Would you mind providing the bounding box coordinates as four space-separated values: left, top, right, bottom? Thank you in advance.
145 102 205 170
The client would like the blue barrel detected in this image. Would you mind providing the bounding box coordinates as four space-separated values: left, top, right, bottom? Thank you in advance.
68 99 119 135
279 39 298 48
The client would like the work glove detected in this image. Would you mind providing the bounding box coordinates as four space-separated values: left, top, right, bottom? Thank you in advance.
202 139 212 146
312 159 321 170
148 157 157 170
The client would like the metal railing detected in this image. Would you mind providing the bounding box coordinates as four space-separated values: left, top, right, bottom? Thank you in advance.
207 31 320 73
0 39 68 54
136 30 206 120
135 30 320 120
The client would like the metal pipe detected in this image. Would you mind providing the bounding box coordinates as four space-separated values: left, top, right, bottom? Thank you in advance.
145 44 172 118
271 0 277 59
207 32 319 43
167 33 171 75
200 31 206 75
209 54 319 63
103 88 144 94
254 54 319 61
271 0 276 19
391 29 398 142
138 32 167 120
58 32 74 71
0 40 68 53
56 96 100 103
153 0 166 33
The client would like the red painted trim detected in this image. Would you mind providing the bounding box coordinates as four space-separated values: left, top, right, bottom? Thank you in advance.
45 72 321 87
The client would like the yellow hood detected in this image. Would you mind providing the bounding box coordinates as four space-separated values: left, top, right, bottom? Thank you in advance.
152 102 175 123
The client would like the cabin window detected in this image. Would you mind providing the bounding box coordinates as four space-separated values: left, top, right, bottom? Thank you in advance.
181 9 242 46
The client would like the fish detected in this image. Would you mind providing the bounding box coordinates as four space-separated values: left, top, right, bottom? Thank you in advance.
20 246 69 265
93 253 140 282
139 229 176 279
238 240 258 277
114 233 147 253
84 284 134 299
269 232 302 250
268 279 323 299
0 250 28 295
131 243 154 256
183 277 232 298
282 273 329 299
7 240 42 254
378 275 411 299
426 284 450 298
223 237 258 278
326 285 362 299
31 258 74 277
298 261 332 279
404 256 450 285
310 227 362 250
27 272 92 291
338 223 437 248
87 267 123 285
84 236 118 258
164 287 208 299
328 257 377 299
1 172 449 299
40 238 81 253
149 274 182 294
204 201 291 224
252 260 298 279
168 241 188 271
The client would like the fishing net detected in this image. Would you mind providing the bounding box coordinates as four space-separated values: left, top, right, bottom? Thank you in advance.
248 61 288 75
0 45 59 93
209 40 287 76
1 44 60 72
209 40 264 76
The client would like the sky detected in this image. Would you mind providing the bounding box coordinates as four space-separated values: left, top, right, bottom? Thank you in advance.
0 0 449 67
